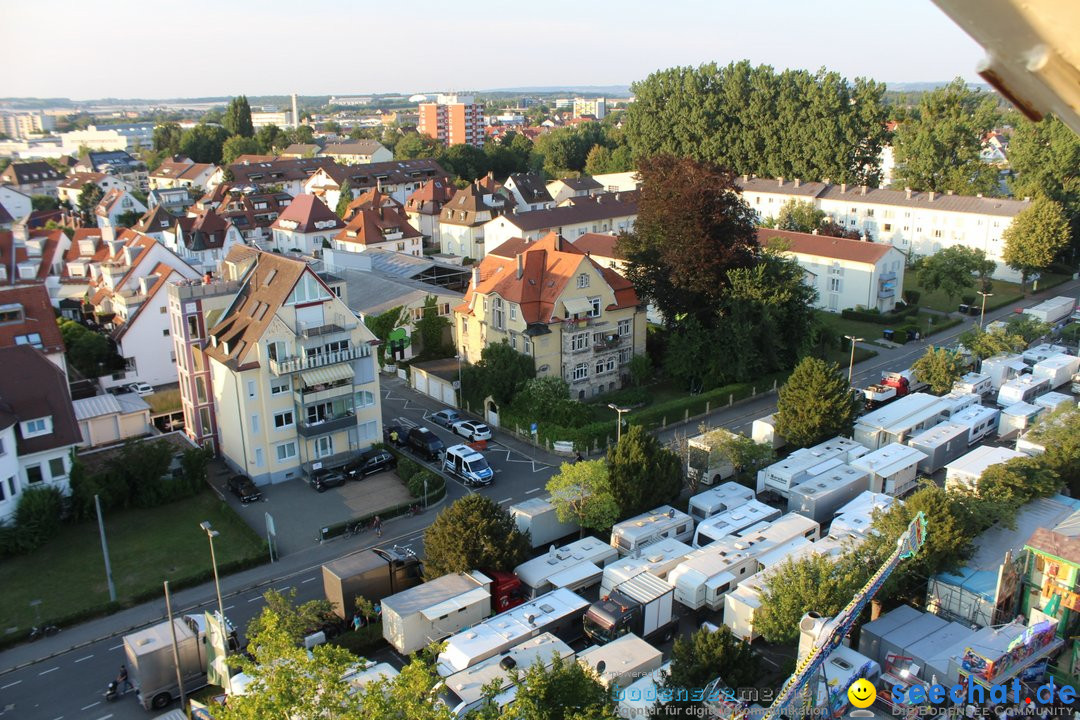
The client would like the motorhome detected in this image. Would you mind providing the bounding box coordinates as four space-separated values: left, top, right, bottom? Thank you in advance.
1022 343 1068 365
576 633 663 689
687 482 756 524
691 499 781 549
1031 354 1080 389
670 513 820 611
949 405 1000 446
723 539 823 641
997 375 1051 407
853 393 947 450
600 538 694 595
998 401 1045 438
381 571 493 655
952 372 992 397
609 506 693 556
435 588 589 676
980 354 1028 390
436 633 574 719
514 536 618 598
850 443 927 497
509 496 580 549
787 465 870 525
907 422 971 474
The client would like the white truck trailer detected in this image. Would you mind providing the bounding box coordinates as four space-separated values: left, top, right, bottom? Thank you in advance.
853 393 947 450
691 499 782 548
980 353 1028 390
509 496 581 549
907 422 971 474
687 482 756 523
514 536 618 598
998 401 1045 438
381 570 493 655
752 414 786 450
435 588 589 676
610 506 694 556
1023 296 1075 325
850 442 927 497
787 464 871 525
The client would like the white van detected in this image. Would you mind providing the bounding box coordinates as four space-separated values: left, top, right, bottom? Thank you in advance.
443 444 493 487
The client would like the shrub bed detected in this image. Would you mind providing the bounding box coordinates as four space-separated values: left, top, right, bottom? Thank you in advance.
841 304 919 324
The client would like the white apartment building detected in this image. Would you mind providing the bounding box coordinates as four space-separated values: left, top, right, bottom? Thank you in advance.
1 113 57 140
739 177 1031 283
59 124 154 153
482 194 638 258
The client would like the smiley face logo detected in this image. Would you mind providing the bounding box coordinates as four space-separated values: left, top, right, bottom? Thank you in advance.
847 678 876 709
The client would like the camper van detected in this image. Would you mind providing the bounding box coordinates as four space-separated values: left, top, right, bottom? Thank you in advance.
609 506 693 556
996 375 1051 407
687 482 756 523
948 405 1001 446
514 536 618 598
691 499 782 549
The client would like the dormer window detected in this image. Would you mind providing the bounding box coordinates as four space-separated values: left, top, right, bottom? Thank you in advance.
22 417 51 437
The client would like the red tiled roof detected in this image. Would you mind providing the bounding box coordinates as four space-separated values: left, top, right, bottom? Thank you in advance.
571 233 623 260
405 177 455 215
0 284 64 353
755 228 897 265
334 207 421 246
270 194 345 234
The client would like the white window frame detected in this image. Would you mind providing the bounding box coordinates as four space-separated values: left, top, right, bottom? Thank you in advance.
273 410 294 429
571 332 589 351
270 377 290 395
276 442 297 462
22 418 48 437
577 273 589 288
587 297 601 318
572 362 589 381
618 319 631 336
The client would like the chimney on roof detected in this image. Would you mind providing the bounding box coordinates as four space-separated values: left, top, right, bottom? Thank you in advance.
929 191 936 202
778 177 784 187
516 253 523 280
905 187 912 199
840 183 847 194
794 178 801 188
860 185 867 195
471 266 479 288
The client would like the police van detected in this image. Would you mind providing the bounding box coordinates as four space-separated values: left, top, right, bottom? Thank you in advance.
442 444 494 487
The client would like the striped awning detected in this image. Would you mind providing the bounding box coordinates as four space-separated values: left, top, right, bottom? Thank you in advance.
300 364 353 387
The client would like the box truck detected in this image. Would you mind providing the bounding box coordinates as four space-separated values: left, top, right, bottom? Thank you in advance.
599 537 695 595
509 496 581 549
436 588 589 676
124 614 237 710
1031 354 1080 389
381 571 494 655
583 572 677 645
691 499 781 549
610 506 693 556
980 354 1028 390
752 414 786 450
514 536 618 598
687 482 756 523
322 546 423 620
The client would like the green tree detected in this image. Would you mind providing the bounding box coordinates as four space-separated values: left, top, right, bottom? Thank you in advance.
547 460 620 537
31 194 59 212
1002 195 1072 288
77 182 103 224
584 145 614 175
774 357 860 448
1003 313 1052 344
254 124 282 154
395 133 442 160
1026 405 1080 495
916 246 995 305
957 326 1027 360
666 625 760 697
244 588 335 645
415 295 453 360
504 652 617 720
179 123 231 164
1007 115 1080 242
977 456 1062 512
335 178 353 218
775 199 825 233
461 341 535 410
363 305 406 366
221 135 261 165
627 354 652 386
152 122 183 155
223 95 255 138
606 425 683 517
439 143 490 182
355 657 453 720
618 155 759 324
912 346 968 394
892 78 1000 195
757 553 865 643
702 431 776 488
422 495 531 579
511 377 590 427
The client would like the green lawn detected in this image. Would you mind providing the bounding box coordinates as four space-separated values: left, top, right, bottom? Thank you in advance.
147 388 182 415
903 274 1025 314
0 490 265 635
816 310 962 343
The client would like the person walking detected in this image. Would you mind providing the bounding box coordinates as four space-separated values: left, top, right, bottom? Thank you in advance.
574 451 584 464
117 664 133 694
373 515 382 538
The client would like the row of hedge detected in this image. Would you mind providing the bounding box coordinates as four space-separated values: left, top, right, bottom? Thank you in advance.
841 304 920 324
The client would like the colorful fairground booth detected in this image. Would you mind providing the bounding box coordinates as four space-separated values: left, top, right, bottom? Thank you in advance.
954 619 1064 700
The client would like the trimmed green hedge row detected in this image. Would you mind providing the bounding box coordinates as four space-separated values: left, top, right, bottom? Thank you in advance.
841 304 920 324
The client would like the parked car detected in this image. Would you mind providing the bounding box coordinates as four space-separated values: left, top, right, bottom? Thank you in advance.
383 423 406 446
407 427 446 461
309 468 346 492
430 409 461 428
127 382 154 396
228 475 262 504
344 448 397 479
452 420 492 442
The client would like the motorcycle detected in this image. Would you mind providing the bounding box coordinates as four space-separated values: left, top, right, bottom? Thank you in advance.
104 681 120 702
28 624 59 641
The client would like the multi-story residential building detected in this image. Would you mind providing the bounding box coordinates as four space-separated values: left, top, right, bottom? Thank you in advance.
147 187 194 214
0 161 65 197
320 141 393 165
342 188 402 218
133 205 180 243
269 194 346 256
0 112 56 140
0 225 70 288
1023 523 1080 680
502 172 554 212
57 172 130 208
482 192 638 256
455 232 645 399
546 176 603 205
302 158 447 208
94 187 148 229
404 177 455 247
418 94 484 148
755 228 906 313
73 150 148 192
168 276 243 453
84 229 201 389
228 157 338 196
149 159 221 190
195 185 292 244
572 97 607 120
201 247 382 484
0 284 67 375
59 124 154 154
332 205 423 256
0 345 81 522
162 209 243 272
438 180 512 259
738 176 1032 282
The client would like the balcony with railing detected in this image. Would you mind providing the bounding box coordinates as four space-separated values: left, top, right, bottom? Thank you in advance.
268 346 364 375
294 381 353 406
297 411 356 437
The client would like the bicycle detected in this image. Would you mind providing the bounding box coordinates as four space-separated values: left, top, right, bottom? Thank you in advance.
29 624 60 641
408 504 423 517
342 519 369 539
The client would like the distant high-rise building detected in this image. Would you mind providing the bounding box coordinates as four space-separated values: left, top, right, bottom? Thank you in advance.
573 97 607 120
1 113 56 140
418 94 484 148
292 93 300 128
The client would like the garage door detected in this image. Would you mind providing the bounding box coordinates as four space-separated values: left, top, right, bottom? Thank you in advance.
441 381 456 406
413 371 428 396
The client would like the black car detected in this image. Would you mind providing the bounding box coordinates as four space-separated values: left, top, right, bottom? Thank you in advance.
344 448 397 479
227 474 262 504
309 468 346 492
407 427 445 461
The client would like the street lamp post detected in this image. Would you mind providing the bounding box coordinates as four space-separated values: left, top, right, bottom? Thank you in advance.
455 354 463 409
607 404 630 445
199 520 226 651
844 336 863 385
977 291 994 330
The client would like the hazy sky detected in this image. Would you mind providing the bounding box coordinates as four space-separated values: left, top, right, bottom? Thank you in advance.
1 0 984 99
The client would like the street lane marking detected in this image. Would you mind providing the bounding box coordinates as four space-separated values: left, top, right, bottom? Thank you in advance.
93 715 113 720
225 605 235 611
276 586 291 592
108 643 122 651
525 487 542 494
301 576 317 584
74 655 94 663
248 596 262 603
38 667 59 675
1 680 21 689
81 701 100 710
498 497 512 504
